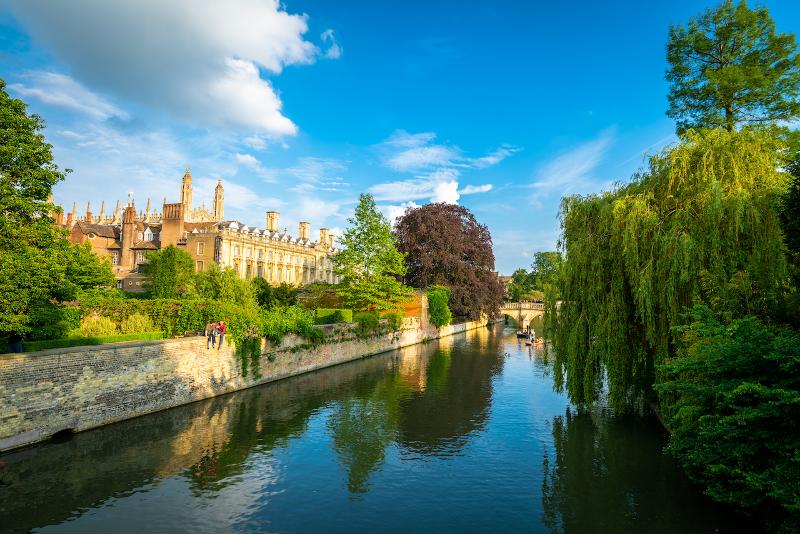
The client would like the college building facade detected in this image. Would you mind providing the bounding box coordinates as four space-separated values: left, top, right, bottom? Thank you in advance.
56 168 339 292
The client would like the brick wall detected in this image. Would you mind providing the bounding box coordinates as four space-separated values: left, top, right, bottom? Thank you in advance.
0 319 486 452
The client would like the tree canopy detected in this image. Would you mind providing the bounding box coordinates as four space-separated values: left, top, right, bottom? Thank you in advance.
333 194 410 311
141 245 195 298
553 128 790 411
666 0 800 133
395 202 504 320
0 78 113 337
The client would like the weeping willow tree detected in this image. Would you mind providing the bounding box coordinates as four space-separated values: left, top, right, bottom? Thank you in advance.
552 128 790 412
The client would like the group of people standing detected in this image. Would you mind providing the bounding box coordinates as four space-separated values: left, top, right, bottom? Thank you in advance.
204 321 227 350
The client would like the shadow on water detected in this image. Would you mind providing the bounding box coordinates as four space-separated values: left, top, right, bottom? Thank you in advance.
540 407 758 534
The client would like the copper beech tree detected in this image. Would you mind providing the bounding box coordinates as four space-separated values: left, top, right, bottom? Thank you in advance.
394 203 504 320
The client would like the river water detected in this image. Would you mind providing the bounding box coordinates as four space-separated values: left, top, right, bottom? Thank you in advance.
0 325 749 533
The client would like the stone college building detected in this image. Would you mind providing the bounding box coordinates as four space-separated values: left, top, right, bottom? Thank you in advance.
55 168 339 292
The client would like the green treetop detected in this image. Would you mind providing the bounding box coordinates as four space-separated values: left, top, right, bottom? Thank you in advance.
553 128 790 411
141 245 195 299
333 194 410 311
0 78 113 338
666 0 800 133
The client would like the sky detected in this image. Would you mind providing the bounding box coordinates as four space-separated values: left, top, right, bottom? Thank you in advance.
1 0 798 274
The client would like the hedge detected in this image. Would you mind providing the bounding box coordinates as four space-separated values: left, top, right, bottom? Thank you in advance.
315 308 353 324
23 332 164 352
427 285 452 327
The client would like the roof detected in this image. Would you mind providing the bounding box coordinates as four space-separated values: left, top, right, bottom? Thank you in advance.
74 221 117 239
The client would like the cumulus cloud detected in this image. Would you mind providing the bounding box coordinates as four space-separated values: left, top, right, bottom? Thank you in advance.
6 0 335 134
9 71 128 120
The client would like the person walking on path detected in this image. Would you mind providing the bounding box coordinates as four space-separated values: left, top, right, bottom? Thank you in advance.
205 322 217 349
217 321 227 350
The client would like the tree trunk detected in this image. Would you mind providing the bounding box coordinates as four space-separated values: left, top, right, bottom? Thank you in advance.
724 103 734 131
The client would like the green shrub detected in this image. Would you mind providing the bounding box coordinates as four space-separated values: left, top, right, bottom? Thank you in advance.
427 285 452 327
23 332 163 352
27 302 80 340
315 308 353 324
353 311 380 336
383 311 404 331
656 306 800 533
73 315 118 337
120 313 155 334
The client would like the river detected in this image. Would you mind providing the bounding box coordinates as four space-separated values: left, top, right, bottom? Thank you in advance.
0 325 749 533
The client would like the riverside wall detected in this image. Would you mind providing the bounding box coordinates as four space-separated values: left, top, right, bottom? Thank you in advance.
0 318 487 453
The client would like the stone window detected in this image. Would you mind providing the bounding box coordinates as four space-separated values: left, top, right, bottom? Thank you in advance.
87 232 95 240
138 232 143 240
111 252 119 265
197 242 205 255
144 228 153 241
196 260 204 271
234 245 240 257
136 251 144 264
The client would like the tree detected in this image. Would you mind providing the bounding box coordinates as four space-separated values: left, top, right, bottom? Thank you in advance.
0 78 112 339
141 245 195 298
530 252 563 296
666 0 800 133
191 264 257 309
656 306 800 533
395 202 504 320
553 129 790 411
506 268 534 302
251 277 274 310
333 194 410 311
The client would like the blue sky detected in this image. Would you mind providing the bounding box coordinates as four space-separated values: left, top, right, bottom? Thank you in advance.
2 0 798 273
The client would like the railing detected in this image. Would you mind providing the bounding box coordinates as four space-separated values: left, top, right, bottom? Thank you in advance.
500 301 545 311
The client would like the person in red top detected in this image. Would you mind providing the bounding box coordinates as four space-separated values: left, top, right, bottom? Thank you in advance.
217 321 227 350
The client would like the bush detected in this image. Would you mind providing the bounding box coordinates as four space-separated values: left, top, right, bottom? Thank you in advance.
120 313 155 334
427 285 452 327
315 308 353 324
656 306 800 533
27 302 80 341
73 315 118 337
353 311 380 336
383 311 404 331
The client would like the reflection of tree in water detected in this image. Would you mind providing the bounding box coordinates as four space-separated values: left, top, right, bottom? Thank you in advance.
540 408 750 534
396 338 504 454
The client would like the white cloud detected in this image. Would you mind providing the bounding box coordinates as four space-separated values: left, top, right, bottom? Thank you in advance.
7 0 329 134
380 201 420 225
9 71 128 120
321 29 342 59
530 129 615 205
378 130 519 172
286 157 349 192
235 153 261 169
242 135 267 150
471 145 521 168
196 177 283 214
459 184 493 195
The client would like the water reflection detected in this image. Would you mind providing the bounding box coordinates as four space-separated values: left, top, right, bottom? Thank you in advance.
0 325 749 533
541 407 754 534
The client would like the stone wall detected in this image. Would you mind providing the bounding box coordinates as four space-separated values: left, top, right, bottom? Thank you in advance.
0 319 486 453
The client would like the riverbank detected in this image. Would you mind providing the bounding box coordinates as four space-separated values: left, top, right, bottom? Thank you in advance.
0 318 487 453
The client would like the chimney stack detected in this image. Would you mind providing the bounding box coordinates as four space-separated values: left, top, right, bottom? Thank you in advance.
266 211 279 233
299 221 310 241
319 228 329 247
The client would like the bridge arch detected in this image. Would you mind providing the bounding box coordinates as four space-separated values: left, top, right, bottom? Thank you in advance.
499 301 545 330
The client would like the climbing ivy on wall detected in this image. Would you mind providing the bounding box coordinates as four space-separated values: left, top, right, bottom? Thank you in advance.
552 129 791 411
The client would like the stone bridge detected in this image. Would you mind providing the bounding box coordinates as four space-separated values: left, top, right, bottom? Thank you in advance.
499 301 545 329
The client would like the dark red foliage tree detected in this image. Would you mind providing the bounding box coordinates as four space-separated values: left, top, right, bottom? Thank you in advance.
395 203 504 320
